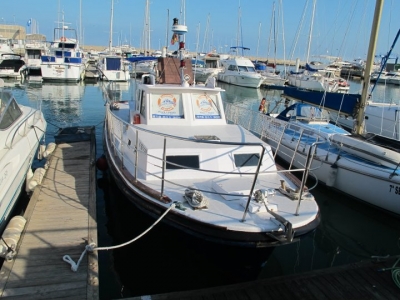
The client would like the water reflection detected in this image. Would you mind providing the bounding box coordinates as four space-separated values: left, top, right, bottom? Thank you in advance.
98 174 274 298
261 184 400 279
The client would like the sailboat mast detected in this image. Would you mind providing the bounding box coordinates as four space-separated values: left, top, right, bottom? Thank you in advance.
355 0 384 135
109 0 114 52
306 0 316 63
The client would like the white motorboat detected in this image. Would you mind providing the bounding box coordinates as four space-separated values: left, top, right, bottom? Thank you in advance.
0 79 47 232
97 55 130 82
102 17 320 248
192 52 225 83
23 40 49 81
40 25 85 82
0 38 25 79
217 55 264 89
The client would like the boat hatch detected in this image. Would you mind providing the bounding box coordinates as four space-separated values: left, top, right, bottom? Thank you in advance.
166 155 199 169
194 135 220 141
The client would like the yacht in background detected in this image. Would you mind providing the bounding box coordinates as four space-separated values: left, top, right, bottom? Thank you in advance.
217 49 264 88
97 54 130 81
0 38 25 79
22 40 49 82
40 25 85 82
192 52 226 83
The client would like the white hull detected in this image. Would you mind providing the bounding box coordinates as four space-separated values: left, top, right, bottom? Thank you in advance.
217 57 264 88
41 63 85 82
0 90 47 232
217 73 263 88
0 70 22 79
224 102 400 216
101 55 320 247
101 70 130 81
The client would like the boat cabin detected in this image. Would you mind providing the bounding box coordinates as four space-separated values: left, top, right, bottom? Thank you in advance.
131 57 227 127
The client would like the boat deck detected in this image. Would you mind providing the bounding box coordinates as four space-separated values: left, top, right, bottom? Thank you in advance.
0 127 98 299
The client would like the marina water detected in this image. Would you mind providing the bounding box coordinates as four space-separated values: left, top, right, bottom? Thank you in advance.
4 78 400 299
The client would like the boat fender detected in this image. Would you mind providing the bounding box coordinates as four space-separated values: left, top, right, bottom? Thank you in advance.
43 142 56 158
0 216 27 261
38 144 46 160
96 155 108 171
326 163 338 187
133 114 141 124
25 168 34 193
27 167 46 192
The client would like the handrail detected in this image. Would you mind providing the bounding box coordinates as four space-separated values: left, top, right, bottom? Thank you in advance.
106 105 318 225
6 109 40 149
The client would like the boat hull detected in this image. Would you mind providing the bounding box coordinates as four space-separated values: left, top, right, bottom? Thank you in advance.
103 121 320 248
0 107 46 232
41 63 85 82
267 138 400 215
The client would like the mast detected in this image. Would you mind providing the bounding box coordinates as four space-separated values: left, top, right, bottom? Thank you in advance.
109 0 114 52
355 0 384 135
306 0 316 63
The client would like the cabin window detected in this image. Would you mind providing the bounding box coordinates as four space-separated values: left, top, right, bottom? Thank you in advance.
140 91 146 115
166 155 199 169
238 65 248 72
192 93 221 119
228 65 237 71
0 99 22 130
234 153 260 167
151 93 183 119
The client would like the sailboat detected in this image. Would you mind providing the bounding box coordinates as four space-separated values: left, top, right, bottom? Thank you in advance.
286 0 349 93
97 0 130 82
102 15 320 248
224 0 400 216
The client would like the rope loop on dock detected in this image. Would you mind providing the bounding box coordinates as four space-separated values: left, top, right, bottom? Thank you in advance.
63 202 177 272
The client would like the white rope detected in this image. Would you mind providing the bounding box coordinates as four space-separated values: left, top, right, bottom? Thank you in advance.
63 202 176 272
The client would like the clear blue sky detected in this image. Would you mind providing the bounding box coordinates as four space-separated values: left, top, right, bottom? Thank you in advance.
2 0 400 62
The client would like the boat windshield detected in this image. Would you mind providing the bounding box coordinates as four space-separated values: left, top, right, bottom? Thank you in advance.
0 92 22 130
298 105 329 121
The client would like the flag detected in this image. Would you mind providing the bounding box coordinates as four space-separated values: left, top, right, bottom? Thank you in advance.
170 33 178 45
27 19 31 26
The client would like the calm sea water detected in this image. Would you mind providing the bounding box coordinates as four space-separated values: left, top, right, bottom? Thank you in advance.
5 78 400 299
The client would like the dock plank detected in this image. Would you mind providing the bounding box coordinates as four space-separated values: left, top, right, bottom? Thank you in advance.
0 129 98 300
127 256 400 300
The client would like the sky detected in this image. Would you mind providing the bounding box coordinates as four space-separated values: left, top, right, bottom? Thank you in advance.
2 0 400 62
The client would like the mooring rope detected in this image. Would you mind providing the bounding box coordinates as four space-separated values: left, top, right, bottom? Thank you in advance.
63 202 177 272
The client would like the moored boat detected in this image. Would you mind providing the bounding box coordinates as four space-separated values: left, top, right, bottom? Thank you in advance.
102 17 320 248
0 79 47 233
40 24 85 82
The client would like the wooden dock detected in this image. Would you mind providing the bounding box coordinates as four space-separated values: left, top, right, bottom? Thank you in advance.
0 126 98 299
128 256 400 300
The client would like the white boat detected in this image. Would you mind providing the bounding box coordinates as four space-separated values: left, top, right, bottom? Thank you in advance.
97 55 130 81
192 52 225 83
371 70 400 84
224 101 400 215
102 17 320 248
287 0 350 94
0 38 25 79
40 25 85 82
0 79 47 232
217 55 264 88
23 40 49 81
287 68 350 93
